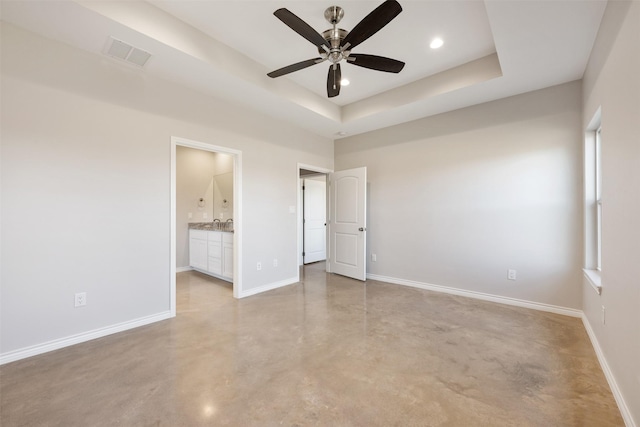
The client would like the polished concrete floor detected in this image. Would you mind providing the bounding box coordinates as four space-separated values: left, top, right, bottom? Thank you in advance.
1 263 623 426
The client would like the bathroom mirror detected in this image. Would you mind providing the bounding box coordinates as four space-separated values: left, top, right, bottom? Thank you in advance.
213 172 233 220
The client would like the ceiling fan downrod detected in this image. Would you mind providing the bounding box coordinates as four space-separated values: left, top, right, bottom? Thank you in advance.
320 6 351 64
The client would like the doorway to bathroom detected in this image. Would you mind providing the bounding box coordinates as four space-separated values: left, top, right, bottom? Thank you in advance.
171 137 243 316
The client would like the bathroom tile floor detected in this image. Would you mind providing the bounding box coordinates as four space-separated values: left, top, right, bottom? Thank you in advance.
0 262 623 426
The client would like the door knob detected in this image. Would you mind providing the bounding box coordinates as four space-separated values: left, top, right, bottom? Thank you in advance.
359 227 365 231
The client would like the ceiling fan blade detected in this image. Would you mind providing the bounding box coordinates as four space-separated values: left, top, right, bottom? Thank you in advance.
327 63 342 98
274 8 330 50
267 58 325 78
347 54 405 73
341 0 402 50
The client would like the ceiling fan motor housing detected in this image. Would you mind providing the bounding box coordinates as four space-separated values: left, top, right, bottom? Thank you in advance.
319 28 349 63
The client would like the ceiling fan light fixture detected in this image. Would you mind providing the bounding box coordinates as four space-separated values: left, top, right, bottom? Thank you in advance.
430 37 444 49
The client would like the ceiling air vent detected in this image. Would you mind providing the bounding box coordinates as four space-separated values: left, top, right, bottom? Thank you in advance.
103 37 151 68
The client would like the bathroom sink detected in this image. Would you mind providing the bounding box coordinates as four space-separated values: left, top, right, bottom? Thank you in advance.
189 222 233 231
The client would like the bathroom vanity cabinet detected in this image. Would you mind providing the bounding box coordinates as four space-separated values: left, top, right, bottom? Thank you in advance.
189 229 233 282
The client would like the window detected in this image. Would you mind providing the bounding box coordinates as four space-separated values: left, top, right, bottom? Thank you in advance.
595 127 602 271
584 111 602 294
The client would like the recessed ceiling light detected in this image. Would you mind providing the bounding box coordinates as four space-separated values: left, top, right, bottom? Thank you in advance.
340 78 350 86
336 131 348 136
430 37 444 49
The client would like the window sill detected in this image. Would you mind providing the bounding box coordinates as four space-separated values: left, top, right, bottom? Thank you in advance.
583 269 602 295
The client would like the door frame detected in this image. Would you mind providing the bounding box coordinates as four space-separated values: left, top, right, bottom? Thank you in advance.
297 163 333 273
171 136 243 316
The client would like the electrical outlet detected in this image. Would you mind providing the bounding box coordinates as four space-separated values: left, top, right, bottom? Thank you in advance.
371 254 377 262
602 306 606 325
508 269 517 280
74 292 87 307
257 262 262 271
188 212 193 219
203 212 208 219
273 259 278 267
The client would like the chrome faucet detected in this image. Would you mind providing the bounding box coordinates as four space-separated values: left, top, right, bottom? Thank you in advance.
226 219 233 222
213 219 221 223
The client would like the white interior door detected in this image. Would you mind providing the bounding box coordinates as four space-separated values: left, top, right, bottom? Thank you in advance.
303 178 327 264
329 167 367 281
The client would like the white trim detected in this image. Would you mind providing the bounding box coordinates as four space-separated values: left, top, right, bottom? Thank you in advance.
171 137 243 302
176 266 193 273
583 268 602 295
170 140 177 316
367 274 582 318
0 311 172 365
582 315 637 427
237 276 299 298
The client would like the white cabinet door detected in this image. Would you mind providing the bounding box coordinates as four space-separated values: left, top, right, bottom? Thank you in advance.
208 244 222 275
189 230 208 270
222 244 233 279
190 230 232 282
207 231 222 275
222 241 233 279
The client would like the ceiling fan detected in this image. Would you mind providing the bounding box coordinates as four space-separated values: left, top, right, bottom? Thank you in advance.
267 0 405 98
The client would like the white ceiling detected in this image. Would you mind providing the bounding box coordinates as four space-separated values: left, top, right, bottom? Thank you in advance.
150 0 498 106
1 0 607 139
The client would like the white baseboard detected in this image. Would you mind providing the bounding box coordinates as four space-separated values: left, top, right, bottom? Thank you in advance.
366 274 582 318
176 266 193 273
582 315 637 427
238 276 299 298
0 311 173 365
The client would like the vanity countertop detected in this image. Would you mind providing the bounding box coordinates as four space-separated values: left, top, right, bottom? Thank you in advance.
189 222 234 232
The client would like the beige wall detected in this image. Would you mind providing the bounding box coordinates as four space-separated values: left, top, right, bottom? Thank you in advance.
0 23 333 357
336 81 584 310
581 1 640 425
